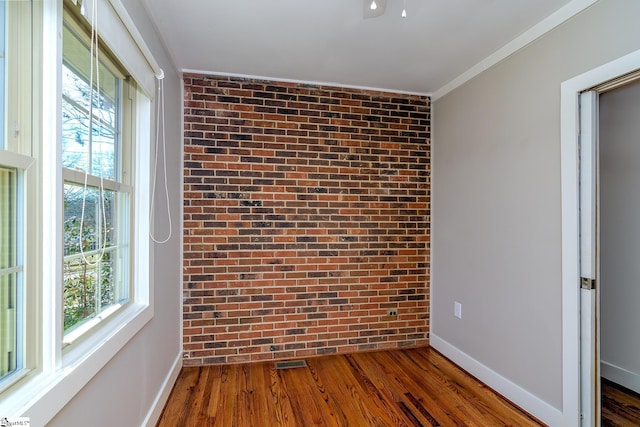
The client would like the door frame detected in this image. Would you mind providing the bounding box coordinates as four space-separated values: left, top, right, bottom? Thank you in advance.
561 48 640 427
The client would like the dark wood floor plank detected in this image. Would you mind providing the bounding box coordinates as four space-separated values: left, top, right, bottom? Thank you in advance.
347 351 456 426
344 354 417 426
407 349 538 426
602 378 640 426
364 349 510 426
372 350 475 426
157 347 546 427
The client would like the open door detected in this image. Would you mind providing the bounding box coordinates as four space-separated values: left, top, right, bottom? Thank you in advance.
579 90 600 427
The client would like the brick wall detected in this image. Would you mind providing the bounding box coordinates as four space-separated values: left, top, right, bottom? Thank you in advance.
182 74 431 365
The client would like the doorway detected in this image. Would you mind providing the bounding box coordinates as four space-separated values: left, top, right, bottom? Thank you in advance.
598 78 640 425
561 49 640 427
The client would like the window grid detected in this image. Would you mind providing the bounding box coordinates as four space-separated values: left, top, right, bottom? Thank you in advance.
61 12 132 339
0 166 20 382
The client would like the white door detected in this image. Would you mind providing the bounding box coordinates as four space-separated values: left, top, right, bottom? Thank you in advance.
579 90 600 427
579 79 640 427
561 49 640 427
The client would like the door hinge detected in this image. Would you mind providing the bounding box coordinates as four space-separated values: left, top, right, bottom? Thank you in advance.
581 277 596 290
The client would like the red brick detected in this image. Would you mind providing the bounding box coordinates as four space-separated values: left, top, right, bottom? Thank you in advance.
183 74 430 365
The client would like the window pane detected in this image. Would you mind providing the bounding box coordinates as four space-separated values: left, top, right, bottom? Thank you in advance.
0 2 5 151
0 273 18 380
62 12 131 341
62 64 118 180
63 250 120 331
62 22 120 180
63 183 128 333
0 166 20 381
61 64 118 129
62 24 118 107
63 183 115 254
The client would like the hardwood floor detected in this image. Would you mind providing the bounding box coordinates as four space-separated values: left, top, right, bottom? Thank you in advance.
157 347 544 426
602 378 640 426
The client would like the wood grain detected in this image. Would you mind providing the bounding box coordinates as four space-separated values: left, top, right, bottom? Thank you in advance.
602 378 640 426
157 347 544 426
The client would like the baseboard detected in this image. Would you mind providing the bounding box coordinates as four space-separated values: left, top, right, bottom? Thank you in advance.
430 334 563 426
142 352 183 427
601 360 640 395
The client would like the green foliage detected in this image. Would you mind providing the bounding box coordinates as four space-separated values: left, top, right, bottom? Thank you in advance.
63 214 114 332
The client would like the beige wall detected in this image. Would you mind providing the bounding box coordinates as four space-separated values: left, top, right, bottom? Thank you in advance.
600 79 640 394
433 0 640 411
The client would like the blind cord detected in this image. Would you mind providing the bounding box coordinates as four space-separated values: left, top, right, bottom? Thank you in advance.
150 74 172 244
79 0 108 266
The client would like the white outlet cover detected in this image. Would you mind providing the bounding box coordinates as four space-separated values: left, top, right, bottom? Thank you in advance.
454 301 462 319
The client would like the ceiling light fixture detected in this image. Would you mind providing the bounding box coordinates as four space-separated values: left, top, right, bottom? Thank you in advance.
363 0 405 20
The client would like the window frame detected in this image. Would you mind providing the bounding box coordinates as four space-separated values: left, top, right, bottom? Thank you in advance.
0 0 39 394
60 11 136 345
0 151 32 393
0 0 154 423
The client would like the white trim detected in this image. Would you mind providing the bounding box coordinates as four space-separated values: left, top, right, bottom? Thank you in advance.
578 90 598 427
561 48 640 427
142 351 182 427
8 304 152 425
601 361 640 395
0 2 158 422
432 0 599 101
579 91 597 281
107 0 163 78
81 0 162 97
560 67 582 427
62 168 130 192
0 151 35 170
181 68 431 97
429 101 437 342
430 334 563 426
179 75 185 358
41 0 64 381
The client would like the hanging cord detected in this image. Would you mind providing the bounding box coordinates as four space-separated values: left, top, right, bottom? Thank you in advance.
150 73 172 244
79 0 108 266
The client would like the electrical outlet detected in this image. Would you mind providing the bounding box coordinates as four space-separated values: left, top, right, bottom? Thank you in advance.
454 301 462 319
387 309 398 316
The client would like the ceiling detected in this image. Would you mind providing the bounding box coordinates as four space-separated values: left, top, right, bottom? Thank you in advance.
142 0 575 95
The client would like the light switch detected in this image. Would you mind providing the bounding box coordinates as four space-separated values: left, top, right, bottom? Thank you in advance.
454 301 462 319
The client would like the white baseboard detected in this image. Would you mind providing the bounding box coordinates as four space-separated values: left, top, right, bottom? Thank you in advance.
430 334 563 426
142 352 183 427
601 360 640 395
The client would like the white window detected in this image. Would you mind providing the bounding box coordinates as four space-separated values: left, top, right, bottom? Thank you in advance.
0 0 158 422
61 12 133 344
0 165 22 383
0 0 36 392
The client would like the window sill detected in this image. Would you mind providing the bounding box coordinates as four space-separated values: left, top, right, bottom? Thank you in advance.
63 302 126 349
0 302 152 426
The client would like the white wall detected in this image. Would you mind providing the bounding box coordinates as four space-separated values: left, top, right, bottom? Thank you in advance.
599 79 640 394
47 1 182 425
432 0 640 417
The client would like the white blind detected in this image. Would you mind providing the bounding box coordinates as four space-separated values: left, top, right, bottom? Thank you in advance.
82 0 162 96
